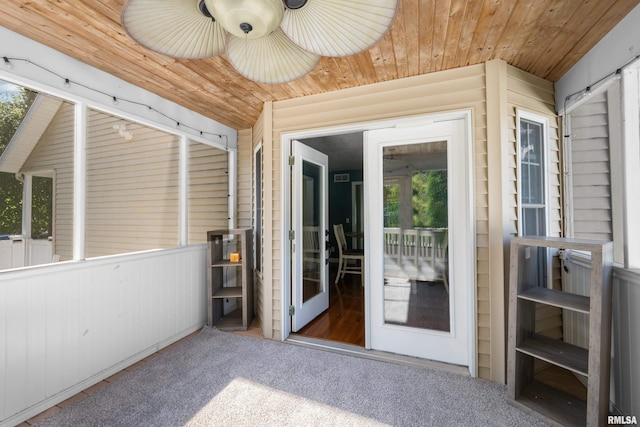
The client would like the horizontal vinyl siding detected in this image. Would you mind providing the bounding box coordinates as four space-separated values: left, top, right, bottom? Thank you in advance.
507 66 563 339
85 110 179 257
21 102 75 261
248 114 268 337
1 95 63 174
507 66 561 238
271 66 489 375
567 92 613 241
188 141 229 243
236 128 252 229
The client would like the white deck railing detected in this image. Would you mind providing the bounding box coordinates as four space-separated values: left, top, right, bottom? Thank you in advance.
0 236 53 270
0 244 207 427
383 227 448 284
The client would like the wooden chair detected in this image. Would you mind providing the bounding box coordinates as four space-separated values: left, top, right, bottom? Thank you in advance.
333 224 364 287
302 226 321 282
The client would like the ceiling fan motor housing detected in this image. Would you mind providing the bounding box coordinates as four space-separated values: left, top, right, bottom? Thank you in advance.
204 0 284 38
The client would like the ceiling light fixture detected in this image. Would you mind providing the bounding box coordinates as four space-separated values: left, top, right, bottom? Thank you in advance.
121 0 398 84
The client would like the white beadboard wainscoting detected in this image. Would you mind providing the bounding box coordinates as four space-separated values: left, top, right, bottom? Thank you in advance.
0 244 207 427
611 267 640 417
562 255 640 417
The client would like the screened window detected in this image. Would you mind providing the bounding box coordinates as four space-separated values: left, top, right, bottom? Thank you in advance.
519 117 547 237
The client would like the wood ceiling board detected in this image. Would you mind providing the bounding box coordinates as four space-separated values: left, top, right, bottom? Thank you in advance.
1 0 637 130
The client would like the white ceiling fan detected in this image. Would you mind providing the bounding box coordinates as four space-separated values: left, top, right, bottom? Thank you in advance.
121 0 398 84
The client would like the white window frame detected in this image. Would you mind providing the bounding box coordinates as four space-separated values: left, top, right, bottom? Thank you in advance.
621 62 640 269
516 110 551 238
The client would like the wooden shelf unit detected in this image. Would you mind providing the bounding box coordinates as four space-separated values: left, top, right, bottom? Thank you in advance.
507 236 613 427
206 229 253 331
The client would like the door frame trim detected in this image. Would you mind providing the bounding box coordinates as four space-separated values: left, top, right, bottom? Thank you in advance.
279 111 476 377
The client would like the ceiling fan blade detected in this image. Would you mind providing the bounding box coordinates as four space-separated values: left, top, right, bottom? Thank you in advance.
226 28 320 84
281 0 398 57
121 0 226 59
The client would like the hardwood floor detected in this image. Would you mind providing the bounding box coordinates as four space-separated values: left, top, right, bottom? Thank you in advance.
297 264 451 347
298 267 365 346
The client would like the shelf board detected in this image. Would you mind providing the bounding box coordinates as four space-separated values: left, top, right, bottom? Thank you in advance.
215 308 246 331
211 260 244 267
518 287 590 314
509 380 586 427
212 287 243 298
517 334 588 376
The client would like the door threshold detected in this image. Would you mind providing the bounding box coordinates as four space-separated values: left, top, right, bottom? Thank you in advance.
286 334 470 377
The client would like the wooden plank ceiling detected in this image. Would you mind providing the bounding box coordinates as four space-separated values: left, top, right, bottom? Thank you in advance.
2 0 638 130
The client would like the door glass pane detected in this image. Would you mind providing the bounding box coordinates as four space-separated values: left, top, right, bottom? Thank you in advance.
302 160 323 303
382 141 450 332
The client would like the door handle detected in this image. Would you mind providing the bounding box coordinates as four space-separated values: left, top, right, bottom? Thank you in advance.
325 229 330 264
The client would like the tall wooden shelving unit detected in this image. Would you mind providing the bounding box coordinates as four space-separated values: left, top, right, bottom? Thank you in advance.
206 229 253 331
507 236 613 427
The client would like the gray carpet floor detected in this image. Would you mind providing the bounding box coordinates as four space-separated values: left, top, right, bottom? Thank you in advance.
36 328 550 427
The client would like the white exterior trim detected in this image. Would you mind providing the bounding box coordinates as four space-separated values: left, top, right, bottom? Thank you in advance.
621 64 640 269
0 26 235 150
179 136 188 246
279 111 477 376
515 109 551 237
73 102 87 261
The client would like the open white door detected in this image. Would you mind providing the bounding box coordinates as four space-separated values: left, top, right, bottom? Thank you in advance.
365 116 473 366
291 140 329 331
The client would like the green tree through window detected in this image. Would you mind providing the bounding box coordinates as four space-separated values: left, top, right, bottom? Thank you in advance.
383 183 399 227
412 170 447 228
0 84 37 235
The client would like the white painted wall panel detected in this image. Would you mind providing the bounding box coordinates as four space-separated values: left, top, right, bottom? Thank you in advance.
562 256 640 417
611 268 640 417
0 245 206 426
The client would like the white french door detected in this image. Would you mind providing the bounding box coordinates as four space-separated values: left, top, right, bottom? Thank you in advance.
291 140 329 331
364 117 473 366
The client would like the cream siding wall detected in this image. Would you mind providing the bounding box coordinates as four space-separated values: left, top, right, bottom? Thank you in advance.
235 61 559 380
84 110 180 257
249 108 274 338
21 105 230 259
270 64 491 375
236 127 262 332
566 91 613 241
506 65 561 238
236 129 253 230
506 66 564 341
188 141 229 244
1 95 64 174
21 101 75 260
